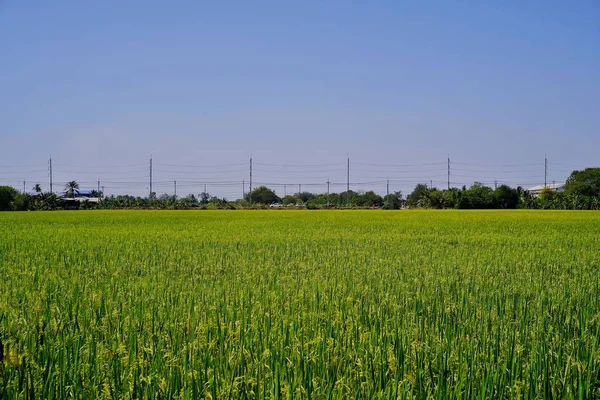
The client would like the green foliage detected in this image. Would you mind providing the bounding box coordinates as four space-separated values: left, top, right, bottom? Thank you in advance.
32 192 62 211
0 186 19 211
245 186 281 205
459 183 496 209
494 185 519 209
296 191 314 203
199 192 210 204
1 211 599 398
406 181 600 210
356 191 383 207
407 183 429 207
12 193 34 211
382 191 404 209
64 181 80 198
539 186 557 201
282 195 296 205
565 167 600 197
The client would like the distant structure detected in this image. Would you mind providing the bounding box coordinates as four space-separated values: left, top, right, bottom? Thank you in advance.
527 182 566 198
60 190 101 203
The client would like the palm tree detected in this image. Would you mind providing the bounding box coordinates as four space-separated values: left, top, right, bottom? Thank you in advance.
34 192 60 211
32 183 42 194
64 181 79 198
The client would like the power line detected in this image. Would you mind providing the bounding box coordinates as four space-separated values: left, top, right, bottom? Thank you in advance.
53 163 147 168
452 162 544 167
354 162 446 167
153 168 247 174
254 162 346 167
253 168 346 173
154 162 248 168
1 155 586 199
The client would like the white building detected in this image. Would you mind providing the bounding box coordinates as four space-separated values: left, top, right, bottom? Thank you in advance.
527 182 566 198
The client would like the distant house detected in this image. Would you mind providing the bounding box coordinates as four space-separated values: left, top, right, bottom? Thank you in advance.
527 183 566 198
61 189 100 204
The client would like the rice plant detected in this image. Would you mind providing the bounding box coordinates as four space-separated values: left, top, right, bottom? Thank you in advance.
0 210 599 398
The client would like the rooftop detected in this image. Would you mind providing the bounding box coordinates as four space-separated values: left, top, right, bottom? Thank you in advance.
527 183 566 192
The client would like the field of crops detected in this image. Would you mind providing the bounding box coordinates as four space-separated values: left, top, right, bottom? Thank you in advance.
1 210 599 398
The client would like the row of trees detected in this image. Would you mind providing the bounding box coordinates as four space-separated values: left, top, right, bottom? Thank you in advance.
2 168 599 211
405 168 600 210
0 187 62 211
244 186 404 209
0 185 401 211
0 181 93 211
407 183 600 210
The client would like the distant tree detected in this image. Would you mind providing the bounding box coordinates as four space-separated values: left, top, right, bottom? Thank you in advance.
407 184 430 207
235 198 250 208
13 193 34 211
494 185 519 209
442 188 461 209
158 193 173 201
565 168 600 197
339 190 359 206
382 191 404 209
539 186 557 201
90 190 103 198
32 192 61 211
296 192 314 203
182 194 198 206
208 196 228 206
199 192 210 204
282 195 296 205
421 188 445 209
519 188 536 209
64 181 79 198
0 186 19 211
459 184 495 209
359 191 383 207
245 186 281 205
32 183 42 194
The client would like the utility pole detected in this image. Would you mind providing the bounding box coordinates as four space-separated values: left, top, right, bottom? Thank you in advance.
149 156 153 198
249 156 253 204
347 156 350 206
284 185 287 197
204 184 207 194
544 154 548 187
298 184 301 194
49 156 53 194
430 180 433 190
327 180 330 207
347 156 350 192
386 179 390 196
98 180 101 201
243 180 245 198
447 156 450 190
174 180 177 198
494 180 498 189
23 180 26 194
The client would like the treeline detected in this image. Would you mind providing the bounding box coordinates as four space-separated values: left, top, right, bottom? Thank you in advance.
407 183 600 210
0 188 401 211
1 168 599 211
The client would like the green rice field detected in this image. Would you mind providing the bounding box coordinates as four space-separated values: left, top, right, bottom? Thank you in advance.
1 210 599 398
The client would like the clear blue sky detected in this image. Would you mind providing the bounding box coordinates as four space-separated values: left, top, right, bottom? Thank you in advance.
1 1 598 198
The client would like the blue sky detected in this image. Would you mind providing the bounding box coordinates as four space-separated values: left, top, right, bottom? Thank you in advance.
1 1 598 198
